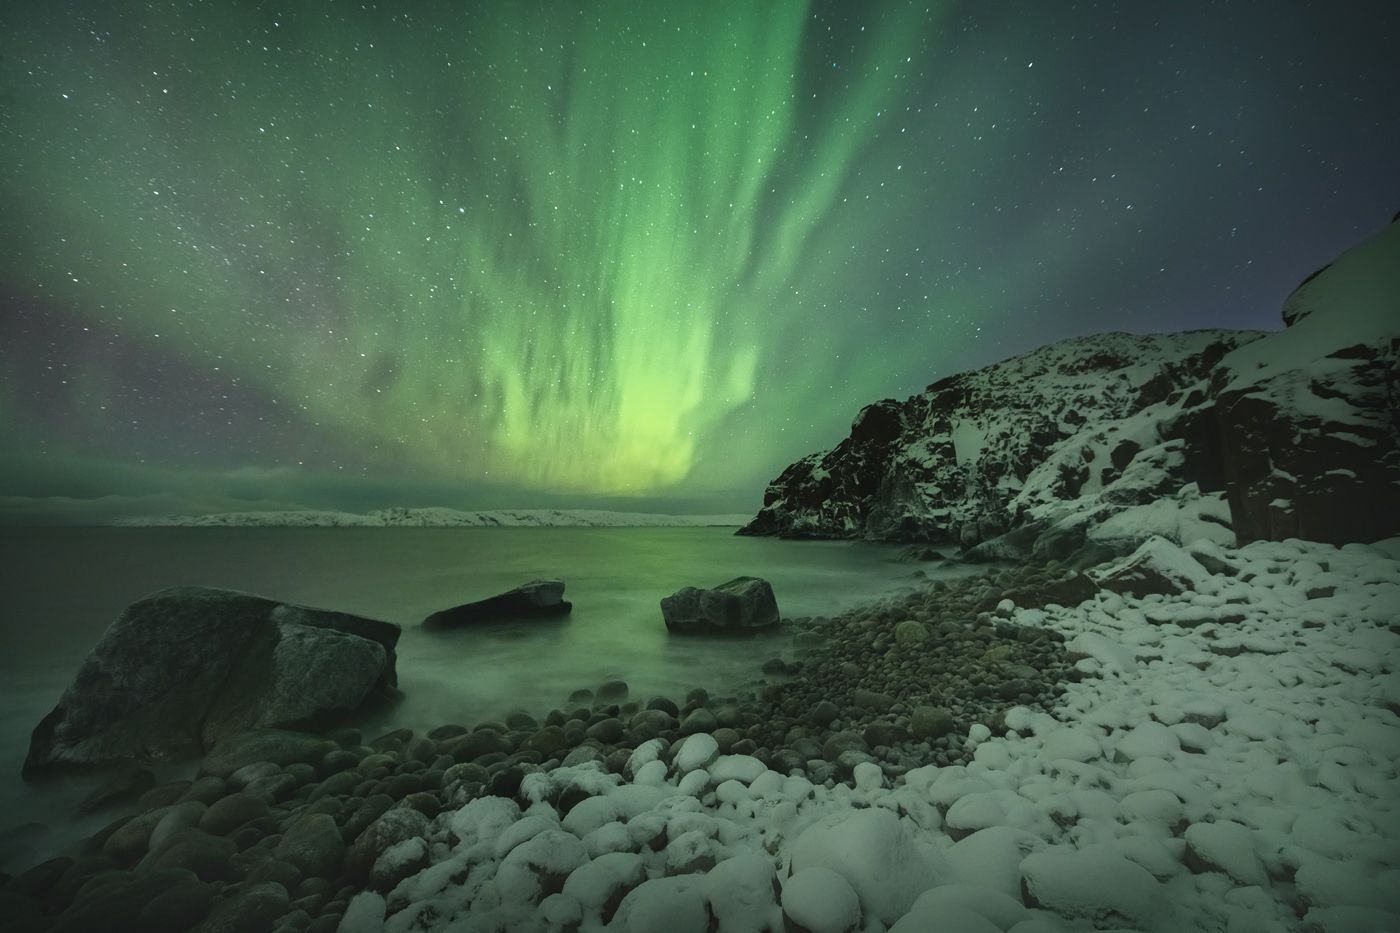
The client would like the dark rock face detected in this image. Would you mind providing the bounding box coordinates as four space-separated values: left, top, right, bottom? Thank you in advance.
422 579 572 629
1213 222 1400 546
660 577 780 633
741 219 1399 554
24 587 399 777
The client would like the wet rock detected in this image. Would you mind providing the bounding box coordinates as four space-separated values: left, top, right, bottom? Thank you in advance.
597 679 629 701
142 829 237 882
199 793 270 836
369 837 429 893
851 689 894 712
660 577 780 633
821 732 868 762
807 701 840 727
79 769 157 813
197 881 289 933
893 620 929 645
275 813 345 879
201 731 338 779
344 808 429 883
910 706 955 740
423 579 572 629
25 587 398 776
137 879 213 932
679 709 717 735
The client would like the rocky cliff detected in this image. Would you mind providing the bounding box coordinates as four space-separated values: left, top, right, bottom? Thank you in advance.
740 219 1399 560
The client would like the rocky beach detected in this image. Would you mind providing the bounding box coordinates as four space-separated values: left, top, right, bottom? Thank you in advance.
2 532 1396 933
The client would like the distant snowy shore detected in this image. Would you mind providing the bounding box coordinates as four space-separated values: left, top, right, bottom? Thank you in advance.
112 507 752 528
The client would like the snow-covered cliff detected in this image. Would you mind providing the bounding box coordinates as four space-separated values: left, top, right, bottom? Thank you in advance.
741 218 1399 560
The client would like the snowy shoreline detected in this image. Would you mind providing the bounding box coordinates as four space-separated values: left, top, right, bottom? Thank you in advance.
12 534 1396 932
324 534 1397 932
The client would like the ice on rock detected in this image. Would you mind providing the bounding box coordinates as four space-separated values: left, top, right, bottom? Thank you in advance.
781 866 861 933
703 854 781 932
1184 820 1267 886
336 891 386 933
790 807 941 925
1020 848 1168 928
708 754 767 784
610 876 710 933
673 732 719 773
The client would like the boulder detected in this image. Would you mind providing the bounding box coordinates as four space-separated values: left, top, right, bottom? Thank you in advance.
660 577 780 633
1090 536 1208 599
422 579 572 629
24 587 399 777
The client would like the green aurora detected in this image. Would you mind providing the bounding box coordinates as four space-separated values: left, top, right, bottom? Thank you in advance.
2 0 1392 517
2 1 950 499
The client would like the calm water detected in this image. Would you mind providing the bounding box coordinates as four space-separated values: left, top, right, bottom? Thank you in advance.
0 526 971 870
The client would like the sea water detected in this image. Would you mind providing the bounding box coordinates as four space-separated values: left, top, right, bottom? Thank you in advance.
0 525 975 870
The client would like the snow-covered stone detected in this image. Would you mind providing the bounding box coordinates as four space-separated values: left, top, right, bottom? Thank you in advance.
782 866 861 933
673 733 719 773
790 808 942 925
1184 820 1267 886
1020 848 1168 928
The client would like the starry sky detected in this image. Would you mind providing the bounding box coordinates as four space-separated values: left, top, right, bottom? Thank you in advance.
1 0 1397 522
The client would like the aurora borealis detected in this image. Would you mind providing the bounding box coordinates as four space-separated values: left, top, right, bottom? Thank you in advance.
1 1 1397 519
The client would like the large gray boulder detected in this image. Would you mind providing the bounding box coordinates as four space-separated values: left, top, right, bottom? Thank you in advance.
660 577 780 633
422 579 572 629
24 586 399 777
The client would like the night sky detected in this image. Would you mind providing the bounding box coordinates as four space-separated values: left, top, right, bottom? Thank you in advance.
2 0 1397 521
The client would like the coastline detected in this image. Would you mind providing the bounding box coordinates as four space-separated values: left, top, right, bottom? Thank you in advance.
7 535 1394 930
